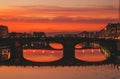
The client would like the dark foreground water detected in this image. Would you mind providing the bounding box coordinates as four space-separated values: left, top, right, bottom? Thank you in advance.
0 65 120 79
0 47 120 79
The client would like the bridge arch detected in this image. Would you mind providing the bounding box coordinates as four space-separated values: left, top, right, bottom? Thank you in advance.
3 37 118 63
19 40 63 62
74 41 110 62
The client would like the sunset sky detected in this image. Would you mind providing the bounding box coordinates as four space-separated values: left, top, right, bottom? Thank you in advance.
0 0 119 33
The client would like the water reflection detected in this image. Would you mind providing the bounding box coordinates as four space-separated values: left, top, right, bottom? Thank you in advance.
49 43 63 49
23 48 107 63
75 48 107 62
23 49 63 62
75 44 82 49
0 65 119 79
118 66 120 70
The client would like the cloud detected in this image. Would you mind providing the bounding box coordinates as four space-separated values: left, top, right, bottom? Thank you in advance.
12 5 117 13
0 16 117 23
0 5 118 23
0 5 117 17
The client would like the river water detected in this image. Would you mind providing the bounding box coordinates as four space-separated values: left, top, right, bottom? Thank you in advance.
0 65 119 79
0 46 120 79
23 48 107 62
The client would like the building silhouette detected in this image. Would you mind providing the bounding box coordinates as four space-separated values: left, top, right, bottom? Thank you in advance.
33 32 46 38
78 31 98 38
0 48 10 61
98 23 120 39
0 25 8 38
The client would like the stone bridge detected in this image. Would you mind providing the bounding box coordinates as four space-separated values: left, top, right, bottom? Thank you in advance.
0 37 119 64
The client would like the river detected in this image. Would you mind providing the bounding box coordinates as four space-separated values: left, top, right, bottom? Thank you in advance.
23 48 107 62
0 65 119 79
0 45 120 79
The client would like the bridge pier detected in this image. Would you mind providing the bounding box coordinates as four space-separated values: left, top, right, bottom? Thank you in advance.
61 40 76 63
10 41 24 63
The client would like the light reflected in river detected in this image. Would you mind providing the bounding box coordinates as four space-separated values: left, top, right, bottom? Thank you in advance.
23 49 63 62
0 65 119 79
49 43 63 49
75 48 107 62
23 48 107 62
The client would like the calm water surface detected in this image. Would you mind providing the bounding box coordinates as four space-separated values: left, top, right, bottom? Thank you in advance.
1 43 119 79
23 48 107 62
22 43 108 62
0 65 119 79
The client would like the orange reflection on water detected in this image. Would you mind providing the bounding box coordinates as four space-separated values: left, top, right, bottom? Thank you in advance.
75 48 107 62
23 49 63 62
75 44 82 49
23 48 107 62
49 43 63 49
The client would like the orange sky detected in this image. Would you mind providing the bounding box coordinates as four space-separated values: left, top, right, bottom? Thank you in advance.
0 0 119 33
0 21 107 33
